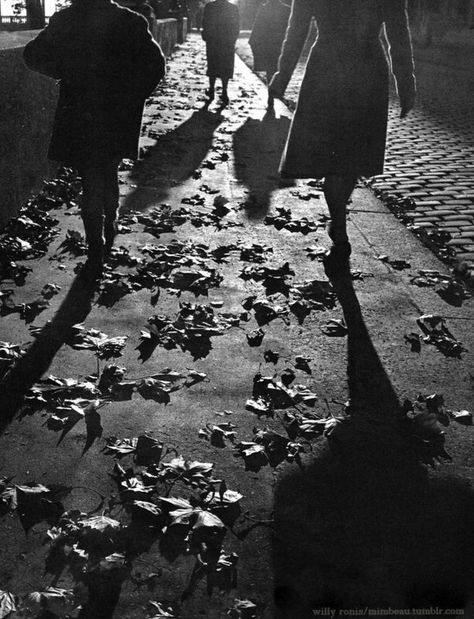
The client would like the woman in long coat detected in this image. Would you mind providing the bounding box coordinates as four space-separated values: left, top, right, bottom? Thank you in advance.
249 0 290 108
270 0 416 270
201 0 240 104
23 0 165 272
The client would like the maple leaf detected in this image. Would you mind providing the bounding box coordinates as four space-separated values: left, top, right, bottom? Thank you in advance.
417 314 466 358
320 318 348 337
290 279 337 309
264 349 280 364
235 442 268 472
57 229 87 256
160 457 215 489
98 364 127 394
0 590 16 619
41 283 61 299
246 328 265 347
28 587 74 614
448 409 472 425
68 324 127 359
199 422 237 448
0 341 25 378
227 598 258 618
203 489 243 526
78 515 122 556
245 398 272 417
137 378 171 404
295 356 312 374
16 483 71 533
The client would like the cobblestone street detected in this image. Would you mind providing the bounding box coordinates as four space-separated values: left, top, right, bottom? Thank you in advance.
236 35 474 282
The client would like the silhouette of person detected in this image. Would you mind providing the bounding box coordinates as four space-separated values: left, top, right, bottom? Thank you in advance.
201 0 240 104
122 0 157 33
269 0 416 272
249 0 290 109
23 0 165 275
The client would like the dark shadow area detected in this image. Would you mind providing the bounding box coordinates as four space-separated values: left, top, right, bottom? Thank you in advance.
413 53 474 147
232 112 291 218
272 272 474 618
122 103 225 212
0 273 95 434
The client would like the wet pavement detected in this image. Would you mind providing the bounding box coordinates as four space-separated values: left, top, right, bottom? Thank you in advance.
0 34 473 619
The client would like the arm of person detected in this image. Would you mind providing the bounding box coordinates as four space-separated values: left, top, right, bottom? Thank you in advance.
133 14 166 98
383 0 416 118
269 0 313 98
23 12 63 79
201 4 209 40
230 5 240 42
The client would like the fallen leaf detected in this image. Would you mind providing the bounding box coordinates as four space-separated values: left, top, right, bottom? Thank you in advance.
0 590 16 618
448 409 472 425
264 349 280 364
320 318 347 337
227 598 258 618
246 328 265 347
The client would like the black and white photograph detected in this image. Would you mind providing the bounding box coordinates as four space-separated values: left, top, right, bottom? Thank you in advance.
0 1 473 617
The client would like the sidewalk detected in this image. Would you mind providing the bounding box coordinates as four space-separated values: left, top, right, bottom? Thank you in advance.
0 34 473 619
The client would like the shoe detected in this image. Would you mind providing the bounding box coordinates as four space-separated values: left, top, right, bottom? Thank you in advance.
221 93 229 105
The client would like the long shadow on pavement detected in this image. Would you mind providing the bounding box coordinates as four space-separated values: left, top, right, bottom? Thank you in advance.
232 111 291 219
272 272 474 618
0 273 95 434
122 103 225 212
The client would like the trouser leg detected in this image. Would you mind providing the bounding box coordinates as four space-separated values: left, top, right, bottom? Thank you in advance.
323 175 357 244
79 166 105 260
266 71 275 108
206 77 216 98
221 78 229 103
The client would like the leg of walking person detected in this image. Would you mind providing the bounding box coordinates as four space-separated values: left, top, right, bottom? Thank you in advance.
206 76 216 99
323 174 357 246
323 174 357 270
221 78 229 104
79 165 106 266
103 159 120 254
266 70 275 109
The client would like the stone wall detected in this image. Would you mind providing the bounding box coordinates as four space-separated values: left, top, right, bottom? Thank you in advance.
0 18 185 225
0 30 58 225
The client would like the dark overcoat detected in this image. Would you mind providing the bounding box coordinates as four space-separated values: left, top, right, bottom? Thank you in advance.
201 0 240 79
276 0 415 178
23 0 165 166
249 0 290 74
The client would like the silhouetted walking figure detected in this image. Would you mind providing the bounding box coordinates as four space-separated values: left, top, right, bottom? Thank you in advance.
270 0 416 272
23 0 165 275
249 0 290 109
201 0 240 104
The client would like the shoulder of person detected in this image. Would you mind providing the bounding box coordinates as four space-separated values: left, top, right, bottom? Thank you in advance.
47 6 73 24
115 3 149 25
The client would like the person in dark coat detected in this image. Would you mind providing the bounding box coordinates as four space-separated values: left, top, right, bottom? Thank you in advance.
270 0 416 271
249 0 290 108
23 0 165 273
201 0 240 104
